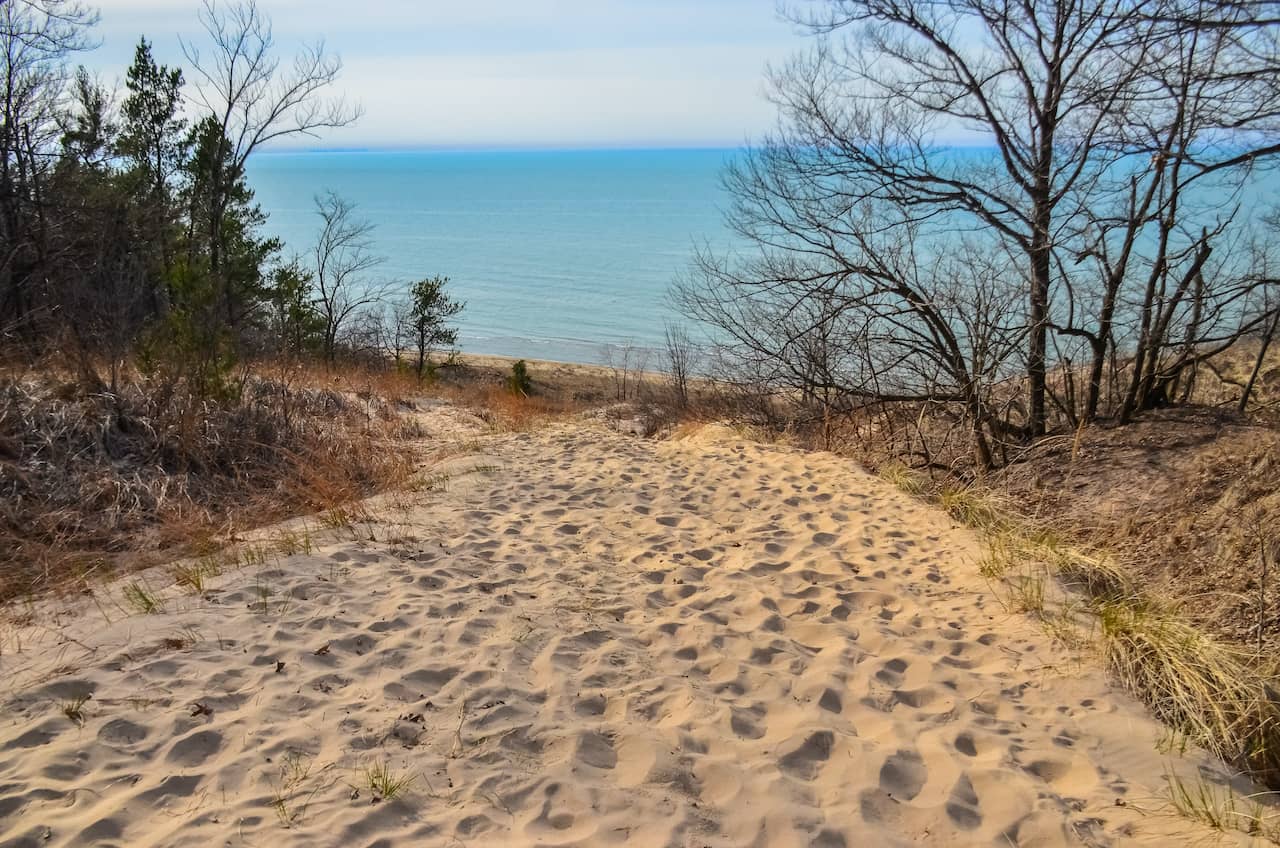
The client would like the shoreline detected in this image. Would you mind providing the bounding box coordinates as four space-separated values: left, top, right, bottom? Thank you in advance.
447 349 673 387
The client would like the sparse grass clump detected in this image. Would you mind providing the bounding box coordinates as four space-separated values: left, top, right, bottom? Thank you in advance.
957 489 1280 793
938 484 1009 532
1006 566 1048 616
123 581 164 614
320 503 373 532
271 751 323 827
273 528 315 556
1166 768 1280 840
61 694 90 726
362 760 415 801
877 462 925 497
250 572 292 617
170 557 222 594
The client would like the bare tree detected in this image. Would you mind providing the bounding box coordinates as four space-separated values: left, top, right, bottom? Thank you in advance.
678 202 1026 468
385 295 414 367
1239 285 1280 414
663 322 699 409
772 0 1153 437
311 191 385 364
679 0 1280 469
603 341 650 402
182 0 360 318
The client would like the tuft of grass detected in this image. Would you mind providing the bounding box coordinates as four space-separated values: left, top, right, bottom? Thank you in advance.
362 760 415 801
1100 600 1280 787
274 528 314 557
271 751 322 827
123 581 164 614
170 556 222 594
61 693 90 726
430 438 483 461
1166 768 1280 840
878 462 925 496
938 484 1009 532
237 544 271 568
1055 551 1130 603
979 532 1020 580
250 572 291 617
320 503 373 532
1006 566 1048 616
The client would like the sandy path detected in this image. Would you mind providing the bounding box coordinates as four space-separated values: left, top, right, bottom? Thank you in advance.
0 414 1244 846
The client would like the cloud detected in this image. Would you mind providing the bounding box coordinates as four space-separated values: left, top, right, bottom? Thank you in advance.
318 44 774 148
87 0 799 148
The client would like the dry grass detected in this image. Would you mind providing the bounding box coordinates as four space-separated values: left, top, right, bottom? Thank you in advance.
270 750 325 827
360 760 415 802
60 694 90 726
170 556 223 594
460 385 578 432
1100 599 1280 786
876 462 926 497
937 484 1011 532
1165 768 1280 841
122 581 164 615
939 483 1280 791
0 364 418 603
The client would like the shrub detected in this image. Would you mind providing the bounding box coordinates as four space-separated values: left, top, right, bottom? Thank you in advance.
506 359 532 396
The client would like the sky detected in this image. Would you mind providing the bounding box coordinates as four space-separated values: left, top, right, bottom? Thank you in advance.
89 0 807 150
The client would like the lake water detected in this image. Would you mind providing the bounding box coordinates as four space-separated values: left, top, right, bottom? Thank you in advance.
245 148 740 365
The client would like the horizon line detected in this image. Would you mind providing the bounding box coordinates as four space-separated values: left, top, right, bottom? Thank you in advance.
253 143 748 155
254 140 1003 156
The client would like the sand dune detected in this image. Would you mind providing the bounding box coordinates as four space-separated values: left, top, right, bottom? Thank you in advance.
0 410 1253 846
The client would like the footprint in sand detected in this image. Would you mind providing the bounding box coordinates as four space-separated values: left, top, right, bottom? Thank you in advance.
778 730 834 780
878 748 926 801
945 774 983 829
165 729 224 767
574 731 617 769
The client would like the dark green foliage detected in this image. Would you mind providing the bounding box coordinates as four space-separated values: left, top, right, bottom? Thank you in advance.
60 68 117 170
267 261 324 358
0 3 364 400
116 37 188 295
117 38 188 198
507 359 532 396
183 115 281 328
407 276 464 382
137 303 241 404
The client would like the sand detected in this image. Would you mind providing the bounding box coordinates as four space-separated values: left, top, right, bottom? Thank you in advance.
0 407 1257 846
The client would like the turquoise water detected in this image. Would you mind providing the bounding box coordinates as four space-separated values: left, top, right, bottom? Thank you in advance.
245 148 739 365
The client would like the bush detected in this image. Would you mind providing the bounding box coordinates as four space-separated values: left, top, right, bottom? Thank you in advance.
507 359 532 396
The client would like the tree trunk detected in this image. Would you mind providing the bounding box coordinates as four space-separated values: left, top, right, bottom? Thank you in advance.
1240 307 1280 414
1028 205 1052 438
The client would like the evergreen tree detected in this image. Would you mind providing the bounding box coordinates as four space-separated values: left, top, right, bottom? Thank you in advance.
407 275 463 382
117 38 187 200
182 115 280 329
117 38 189 307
